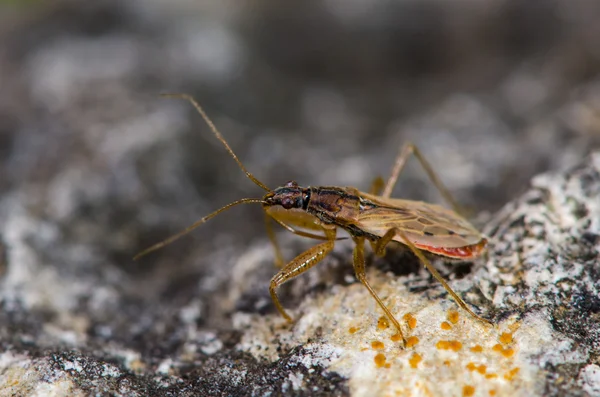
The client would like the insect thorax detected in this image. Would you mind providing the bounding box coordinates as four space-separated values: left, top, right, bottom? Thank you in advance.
306 186 361 225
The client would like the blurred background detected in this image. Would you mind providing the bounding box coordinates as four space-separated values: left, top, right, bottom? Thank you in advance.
0 0 599 371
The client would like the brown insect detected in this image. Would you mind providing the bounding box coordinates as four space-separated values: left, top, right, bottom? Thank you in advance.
136 93 492 347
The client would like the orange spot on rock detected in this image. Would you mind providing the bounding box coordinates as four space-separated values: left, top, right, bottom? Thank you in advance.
504 367 520 381
463 385 475 396
449 341 463 351
441 321 452 330
374 353 387 368
470 345 483 353
448 310 459 324
377 316 390 330
348 327 358 334
492 344 515 358
499 332 513 345
485 373 498 379
502 349 515 358
502 348 515 358
409 353 422 369
436 340 463 351
371 341 385 350
406 336 420 348
443 360 451 366
509 322 521 333
403 313 417 329
391 333 403 342
437 340 450 350
465 362 487 375
489 390 497 396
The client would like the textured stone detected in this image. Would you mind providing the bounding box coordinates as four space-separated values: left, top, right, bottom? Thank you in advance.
1 1 600 397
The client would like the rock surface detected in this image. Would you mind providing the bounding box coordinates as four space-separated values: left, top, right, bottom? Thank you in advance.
0 1 599 396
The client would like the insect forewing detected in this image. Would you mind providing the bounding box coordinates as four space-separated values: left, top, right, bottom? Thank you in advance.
356 193 484 249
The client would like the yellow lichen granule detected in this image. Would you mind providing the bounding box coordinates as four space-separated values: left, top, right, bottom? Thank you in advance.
374 353 387 368
447 310 459 324
403 313 417 329
436 340 463 351
499 332 513 345
405 336 419 348
470 345 483 353
440 321 452 330
409 353 422 369
391 333 403 342
463 385 475 396
492 344 515 358
503 348 515 358
348 327 358 334
466 362 487 374
377 316 390 330
504 367 520 381
371 341 385 350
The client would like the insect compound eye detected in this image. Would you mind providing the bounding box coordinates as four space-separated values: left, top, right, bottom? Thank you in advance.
285 180 299 188
281 197 295 209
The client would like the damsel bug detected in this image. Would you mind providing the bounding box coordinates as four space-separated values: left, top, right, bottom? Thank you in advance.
136 93 492 347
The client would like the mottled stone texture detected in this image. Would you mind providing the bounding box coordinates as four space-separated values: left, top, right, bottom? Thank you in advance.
0 1 599 396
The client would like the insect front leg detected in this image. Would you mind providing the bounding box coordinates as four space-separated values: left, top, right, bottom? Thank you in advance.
374 228 493 326
269 229 336 322
265 210 338 268
352 237 407 347
382 142 463 215
264 213 284 268
369 176 385 195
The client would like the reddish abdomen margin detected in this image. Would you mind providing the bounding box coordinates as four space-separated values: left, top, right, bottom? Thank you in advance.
415 238 488 259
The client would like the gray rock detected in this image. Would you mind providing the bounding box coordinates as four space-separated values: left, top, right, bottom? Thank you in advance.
1 1 600 396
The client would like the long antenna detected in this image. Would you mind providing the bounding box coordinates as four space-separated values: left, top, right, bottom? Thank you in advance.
134 198 265 260
161 93 270 192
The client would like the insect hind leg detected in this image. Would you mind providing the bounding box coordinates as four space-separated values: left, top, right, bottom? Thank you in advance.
382 142 463 215
374 228 492 326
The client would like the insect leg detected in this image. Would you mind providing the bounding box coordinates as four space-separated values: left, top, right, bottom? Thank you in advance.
266 209 347 268
382 142 462 214
375 228 492 326
369 176 385 195
266 215 343 268
269 216 338 241
353 237 407 347
269 229 336 322
264 213 284 268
